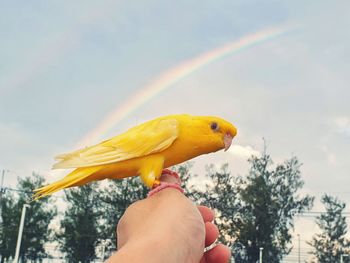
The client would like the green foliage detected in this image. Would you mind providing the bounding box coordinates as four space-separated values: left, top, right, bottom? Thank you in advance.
57 183 102 263
234 154 314 263
200 164 241 245
173 155 314 263
173 162 202 200
308 195 350 263
0 173 56 263
0 191 18 262
193 153 313 263
18 174 57 262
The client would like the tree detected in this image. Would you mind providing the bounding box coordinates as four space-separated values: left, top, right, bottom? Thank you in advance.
308 195 350 263
192 162 251 263
0 191 18 262
234 154 314 263
174 162 206 200
17 174 57 262
0 173 56 262
57 183 101 263
197 164 241 246
195 152 313 263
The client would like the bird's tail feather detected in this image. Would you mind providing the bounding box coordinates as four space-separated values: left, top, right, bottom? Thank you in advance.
32 166 101 201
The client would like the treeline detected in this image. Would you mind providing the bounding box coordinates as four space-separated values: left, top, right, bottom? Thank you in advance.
1 151 350 262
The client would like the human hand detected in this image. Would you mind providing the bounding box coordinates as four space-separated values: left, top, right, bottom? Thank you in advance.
108 175 230 263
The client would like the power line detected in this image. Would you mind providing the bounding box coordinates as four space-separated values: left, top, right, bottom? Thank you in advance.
0 186 65 200
1 186 31 194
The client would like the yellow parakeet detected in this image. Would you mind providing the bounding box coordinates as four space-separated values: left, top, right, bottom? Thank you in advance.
33 114 237 199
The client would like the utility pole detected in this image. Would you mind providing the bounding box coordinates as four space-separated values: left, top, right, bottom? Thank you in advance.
0 169 6 201
1 170 4 190
0 169 8 224
297 234 301 263
14 204 30 263
259 247 263 263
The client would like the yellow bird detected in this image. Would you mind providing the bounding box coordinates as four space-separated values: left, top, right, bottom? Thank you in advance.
34 114 237 199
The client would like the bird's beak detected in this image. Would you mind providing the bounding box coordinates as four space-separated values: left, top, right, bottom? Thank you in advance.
224 133 233 151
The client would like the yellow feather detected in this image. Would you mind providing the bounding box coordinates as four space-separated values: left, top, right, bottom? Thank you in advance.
34 114 237 199
53 118 178 169
33 166 101 200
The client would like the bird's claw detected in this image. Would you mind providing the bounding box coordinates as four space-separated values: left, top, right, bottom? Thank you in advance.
152 179 161 188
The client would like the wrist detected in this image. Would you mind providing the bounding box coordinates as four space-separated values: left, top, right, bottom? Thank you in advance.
109 234 182 263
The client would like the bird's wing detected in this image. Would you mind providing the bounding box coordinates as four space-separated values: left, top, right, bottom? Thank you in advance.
53 118 179 169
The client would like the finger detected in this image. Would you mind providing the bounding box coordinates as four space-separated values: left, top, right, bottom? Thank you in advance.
205 222 219 247
203 244 231 263
197 206 214 222
160 170 181 184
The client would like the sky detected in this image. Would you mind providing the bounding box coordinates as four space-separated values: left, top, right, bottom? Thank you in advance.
1 1 350 261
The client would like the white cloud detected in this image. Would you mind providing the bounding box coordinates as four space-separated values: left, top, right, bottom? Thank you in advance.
227 144 261 159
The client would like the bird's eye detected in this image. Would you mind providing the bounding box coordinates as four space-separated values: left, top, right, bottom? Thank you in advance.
210 122 219 131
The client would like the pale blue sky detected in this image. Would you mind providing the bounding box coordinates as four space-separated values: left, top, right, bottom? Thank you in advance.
1 1 350 260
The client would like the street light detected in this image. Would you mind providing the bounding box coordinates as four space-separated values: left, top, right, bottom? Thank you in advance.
13 204 30 263
297 234 301 263
101 240 108 261
259 247 263 263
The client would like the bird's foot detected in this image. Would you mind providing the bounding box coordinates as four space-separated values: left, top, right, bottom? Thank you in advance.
153 179 161 188
148 169 183 197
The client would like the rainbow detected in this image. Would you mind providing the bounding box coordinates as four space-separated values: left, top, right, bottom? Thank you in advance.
77 25 290 147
